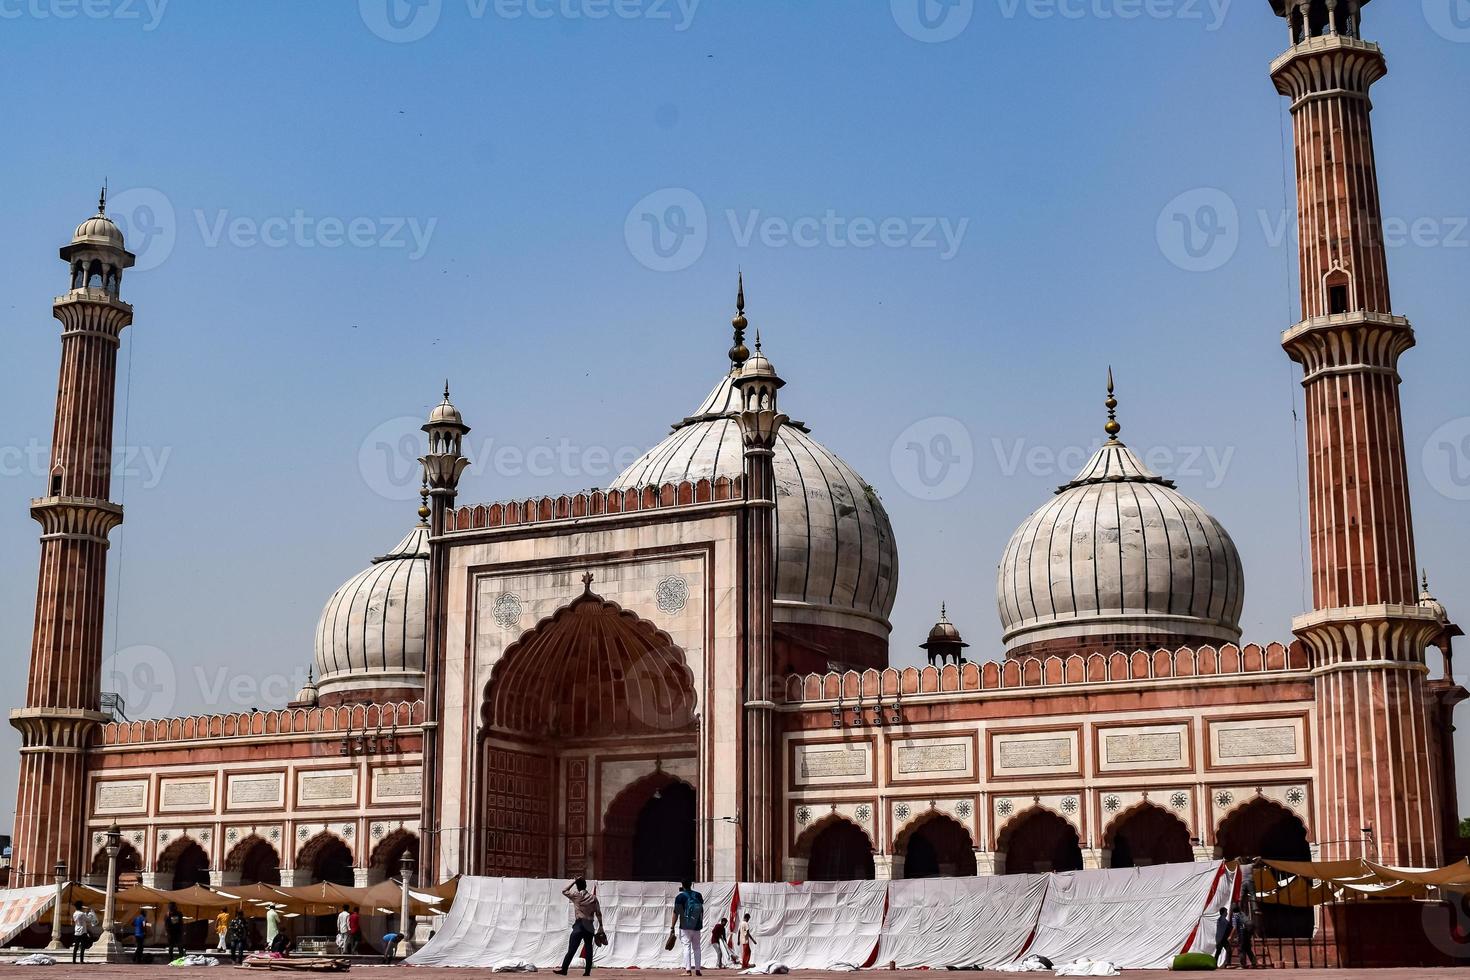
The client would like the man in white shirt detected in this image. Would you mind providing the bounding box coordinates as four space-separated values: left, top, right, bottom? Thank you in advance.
70 902 97 964
336 905 351 953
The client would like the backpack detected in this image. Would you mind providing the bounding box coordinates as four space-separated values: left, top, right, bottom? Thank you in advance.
680 890 705 931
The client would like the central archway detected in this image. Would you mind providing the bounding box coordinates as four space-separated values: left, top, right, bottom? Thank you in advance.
601 773 696 882
1217 798 1312 939
158 837 211 890
999 808 1083 874
227 837 281 886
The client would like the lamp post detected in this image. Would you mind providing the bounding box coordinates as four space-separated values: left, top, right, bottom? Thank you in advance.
98 826 123 960
394 853 415 960
46 862 66 951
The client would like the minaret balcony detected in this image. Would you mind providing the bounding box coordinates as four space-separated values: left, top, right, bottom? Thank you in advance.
1282 310 1414 380
52 287 132 312
1272 34 1386 101
29 495 124 543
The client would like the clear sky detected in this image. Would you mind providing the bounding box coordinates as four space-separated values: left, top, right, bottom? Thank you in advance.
1 1 1467 831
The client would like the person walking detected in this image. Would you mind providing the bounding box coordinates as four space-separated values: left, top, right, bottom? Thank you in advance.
216 907 232 952
70 901 97 964
1232 903 1257 969
347 906 362 954
709 916 730 969
227 911 249 965
670 880 705 976
336 904 351 953
131 909 149 964
554 878 604 977
1213 907 1233 968
164 902 186 959
737 913 756 969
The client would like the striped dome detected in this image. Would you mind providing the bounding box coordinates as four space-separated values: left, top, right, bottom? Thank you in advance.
997 439 1244 656
612 370 898 645
313 524 429 700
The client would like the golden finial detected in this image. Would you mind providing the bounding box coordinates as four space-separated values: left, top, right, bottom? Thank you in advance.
417 483 431 524
730 270 750 369
1104 366 1121 441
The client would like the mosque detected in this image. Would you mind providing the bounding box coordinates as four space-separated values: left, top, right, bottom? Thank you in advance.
8 0 1465 909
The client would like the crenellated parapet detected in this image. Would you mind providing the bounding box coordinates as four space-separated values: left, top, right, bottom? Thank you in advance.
450 476 744 532
100 699 424 746
782 641 1304 704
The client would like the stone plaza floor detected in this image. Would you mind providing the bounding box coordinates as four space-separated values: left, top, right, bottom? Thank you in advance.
5 968 1470 978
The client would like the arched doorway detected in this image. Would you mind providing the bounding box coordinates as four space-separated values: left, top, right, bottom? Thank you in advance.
1217 799 1312 939
298 833 355 886
90 841 142 890
1107 804 1194 868
802 818 875 881
158 838 212 889
227 837 281 886
370 830 419 882
482 585 700 879
999 809 1083 874
602 774 695 882
900 814 977 878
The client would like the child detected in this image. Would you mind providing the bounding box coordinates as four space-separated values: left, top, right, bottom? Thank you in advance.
738 913 756 969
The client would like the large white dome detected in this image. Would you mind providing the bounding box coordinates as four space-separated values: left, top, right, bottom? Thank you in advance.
997 438 1244 657
612 369 899 665
313 523 429 703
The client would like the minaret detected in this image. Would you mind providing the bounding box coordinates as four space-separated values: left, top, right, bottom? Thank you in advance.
10 192 135 886
1271 1 1449 865
732 281 787 881
418 385 470 882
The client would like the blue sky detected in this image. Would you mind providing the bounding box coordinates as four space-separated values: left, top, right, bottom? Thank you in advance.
1 0 1468 828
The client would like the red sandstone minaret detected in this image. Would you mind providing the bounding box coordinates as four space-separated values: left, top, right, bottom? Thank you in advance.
731 279 788 882
1272 1 1450 866
10 192 135 885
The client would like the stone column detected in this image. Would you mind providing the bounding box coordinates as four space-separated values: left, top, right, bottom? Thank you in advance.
782 858 809 881
1080 848 1109 870
873 854 904 880
974 851 1001 875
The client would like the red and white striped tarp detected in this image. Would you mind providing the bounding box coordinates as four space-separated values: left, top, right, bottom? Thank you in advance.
0 885 60 948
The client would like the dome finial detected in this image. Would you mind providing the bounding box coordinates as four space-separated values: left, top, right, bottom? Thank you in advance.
98 180 108 215
1423 568 1430 591
1104 365 1121 441
940 601 948 621
443 378 451 401
730 270 750 370
417 483 431 525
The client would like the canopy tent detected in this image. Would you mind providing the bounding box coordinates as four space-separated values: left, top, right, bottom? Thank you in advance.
357 878 454 917
0 886 60 948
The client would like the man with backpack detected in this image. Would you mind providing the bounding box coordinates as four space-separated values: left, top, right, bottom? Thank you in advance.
670 880 705 976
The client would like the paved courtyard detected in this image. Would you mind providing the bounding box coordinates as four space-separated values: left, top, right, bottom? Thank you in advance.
4 968 1470 979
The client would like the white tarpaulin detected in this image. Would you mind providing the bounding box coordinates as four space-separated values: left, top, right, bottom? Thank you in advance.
408 877 735 969
1024 861 1230 970
0 885 58 948
876 874 1049 968
734 880 887 970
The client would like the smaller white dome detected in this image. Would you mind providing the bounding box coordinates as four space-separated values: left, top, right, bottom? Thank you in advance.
313 524 429 701
72 213 125 249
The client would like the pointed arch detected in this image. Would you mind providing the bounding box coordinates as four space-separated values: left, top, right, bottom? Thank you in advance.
90 840 142 889
369 829 419 878
156 835 211 888
1102 802 1193 868
225 835 282 885
895 811 976 878
296 831 355 885
1215 797 1310 861
483 589 697 739
794 814 875 881
600 772 695 883
997 806 1082 875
